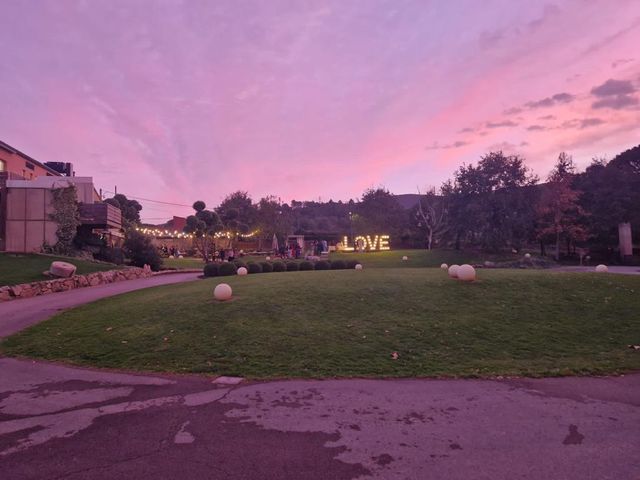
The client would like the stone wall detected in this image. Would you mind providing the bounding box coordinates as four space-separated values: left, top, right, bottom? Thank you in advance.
0 267 153 302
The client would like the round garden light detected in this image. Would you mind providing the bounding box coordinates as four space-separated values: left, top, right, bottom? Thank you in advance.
448 264 460 278
402 256 408 261
355 264 363 270
237 267 248 276
457 264 476 282
179 255 184 259
595 264 608 273
440 263 448 270
524 253 531 259
214 283 233 301
266 256 271 260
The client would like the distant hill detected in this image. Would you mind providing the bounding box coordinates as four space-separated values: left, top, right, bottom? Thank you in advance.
394 194 421 210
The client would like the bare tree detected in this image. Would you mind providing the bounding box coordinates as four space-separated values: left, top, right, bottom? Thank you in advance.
416 187 448 250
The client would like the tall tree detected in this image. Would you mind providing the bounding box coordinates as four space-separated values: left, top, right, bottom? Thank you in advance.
415 187 448 250
445 151 538 251
183 201 222 262
104 194 142 228
356 187 406 238
255 196 294 248
535 153 588 260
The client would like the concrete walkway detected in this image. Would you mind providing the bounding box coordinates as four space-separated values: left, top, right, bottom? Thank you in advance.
0 272 201 338
0 357 638 480
554 265 640 275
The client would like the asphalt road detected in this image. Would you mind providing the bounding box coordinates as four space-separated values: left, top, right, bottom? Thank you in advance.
0 358 638 480
0 272 201 338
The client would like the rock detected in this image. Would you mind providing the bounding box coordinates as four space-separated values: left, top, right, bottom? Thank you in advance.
9 285 23 297
49 261 77 278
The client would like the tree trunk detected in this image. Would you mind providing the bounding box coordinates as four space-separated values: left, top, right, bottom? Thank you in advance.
427 229 433 250
539 241 545 256
554 231 561 261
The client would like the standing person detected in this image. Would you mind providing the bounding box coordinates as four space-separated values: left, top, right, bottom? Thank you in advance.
219 249 225 262
322 239 328 252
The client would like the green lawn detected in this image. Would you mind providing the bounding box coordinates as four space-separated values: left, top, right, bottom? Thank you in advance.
163 249 533 271
0 253 120 287
3 268 638 379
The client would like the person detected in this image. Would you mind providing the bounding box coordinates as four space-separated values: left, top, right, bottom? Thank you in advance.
295 243 301 259
219 249 225 262
322 239 328 252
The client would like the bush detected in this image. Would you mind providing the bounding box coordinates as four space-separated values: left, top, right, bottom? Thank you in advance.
314 260 330 270
330 259 346 270
233 260 247 269
345 259 360 269
286 261 299 271
203 263 219 277
247 262 262 274
96 246 125 265
124 231 162 271
272 261 286 272
218 262 238 276
260 262 274 273
299 261 313 271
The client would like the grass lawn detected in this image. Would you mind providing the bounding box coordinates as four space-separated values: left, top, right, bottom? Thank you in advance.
0 253 120 287
162 249 532 271
330 249 528 269
3 268 638 378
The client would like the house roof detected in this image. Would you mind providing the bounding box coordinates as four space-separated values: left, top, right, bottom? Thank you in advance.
0 139 63 177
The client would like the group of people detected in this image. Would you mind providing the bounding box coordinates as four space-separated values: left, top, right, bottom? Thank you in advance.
159 245 181 257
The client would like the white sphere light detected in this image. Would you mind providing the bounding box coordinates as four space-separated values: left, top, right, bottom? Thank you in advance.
237 267 248 276
179 255 184 259
448 264 460 278
402 256 408 261
524 253 531 259
266 256 271 261
595 264 608 273
214 283 232 301
355 264 363 270
440 263 448 270
457 264 476 282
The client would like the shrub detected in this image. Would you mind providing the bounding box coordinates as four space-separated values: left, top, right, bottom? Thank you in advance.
260 262 274 273
203 263 219 277
345 259 360 269
247 262 262 274
299 261 313 271
218 262 238 276
330 259 346 270
96 246 125 265
124 230 162 271
272 261 286 272
314 260 330 270
286 261 299 271
233 260 247 269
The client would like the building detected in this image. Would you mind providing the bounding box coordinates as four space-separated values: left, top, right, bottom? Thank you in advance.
0 140 122 252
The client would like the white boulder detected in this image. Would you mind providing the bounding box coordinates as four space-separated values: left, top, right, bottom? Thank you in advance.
49 261 77 278
457 264 476 281
214 283 233 301
448 264 460 278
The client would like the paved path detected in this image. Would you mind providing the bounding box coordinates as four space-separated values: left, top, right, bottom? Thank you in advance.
0 272 201 338
0 358 638 479
554 265 640 275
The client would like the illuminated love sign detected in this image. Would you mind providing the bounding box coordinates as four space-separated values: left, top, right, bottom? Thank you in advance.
341 235 390 251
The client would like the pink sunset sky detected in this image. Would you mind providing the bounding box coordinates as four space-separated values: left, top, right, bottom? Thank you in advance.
1 0 639 222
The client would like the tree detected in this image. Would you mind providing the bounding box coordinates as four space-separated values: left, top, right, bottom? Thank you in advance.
415 187 448 250
104 194 142 228
255 196 294 249
357 187 406 237
123 230 162 271
183 201 222 262
217 191 257 229
49 185 81 255
444 151 538 251
535 153 588 260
